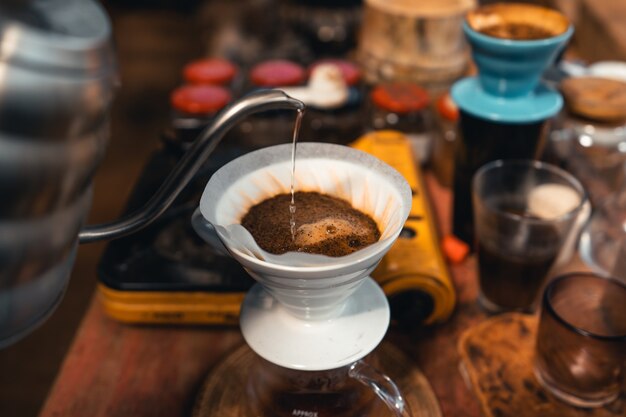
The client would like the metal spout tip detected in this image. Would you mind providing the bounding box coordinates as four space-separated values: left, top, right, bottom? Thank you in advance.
265 89 305 111
230 89 306 114
282 92 306 111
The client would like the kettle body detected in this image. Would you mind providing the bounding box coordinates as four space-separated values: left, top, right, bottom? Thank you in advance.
0 1 306 349
0 0 117 347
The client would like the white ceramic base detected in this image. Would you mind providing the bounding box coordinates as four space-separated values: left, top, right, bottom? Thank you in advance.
240 277 390 371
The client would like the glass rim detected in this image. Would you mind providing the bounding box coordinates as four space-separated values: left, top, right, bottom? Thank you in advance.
543 272 626 341
472 159 588 225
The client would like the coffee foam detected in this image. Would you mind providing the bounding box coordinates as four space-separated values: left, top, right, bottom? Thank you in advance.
528 183 582 221
294 218 368 249
200 143 412 267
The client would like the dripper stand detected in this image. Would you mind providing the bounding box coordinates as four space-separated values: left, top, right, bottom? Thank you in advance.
190 141 446 417
193 142 413 371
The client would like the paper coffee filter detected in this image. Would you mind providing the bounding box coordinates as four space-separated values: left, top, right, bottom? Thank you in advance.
200 143 412 268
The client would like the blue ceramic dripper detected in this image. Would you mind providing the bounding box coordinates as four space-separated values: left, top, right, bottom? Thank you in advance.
452 3 573 123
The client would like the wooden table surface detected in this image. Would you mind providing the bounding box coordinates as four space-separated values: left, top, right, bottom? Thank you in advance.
39 175 488 417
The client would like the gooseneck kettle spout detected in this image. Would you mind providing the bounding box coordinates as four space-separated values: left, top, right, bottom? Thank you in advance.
78 89 305 244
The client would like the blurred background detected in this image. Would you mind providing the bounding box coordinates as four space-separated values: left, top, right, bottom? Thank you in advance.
0 0 624 416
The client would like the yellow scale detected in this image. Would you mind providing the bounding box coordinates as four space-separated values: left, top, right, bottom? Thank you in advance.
99 130 455 326
99 285 243 325
352 130 456 325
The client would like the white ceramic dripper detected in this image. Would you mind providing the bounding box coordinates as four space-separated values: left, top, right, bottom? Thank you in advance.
192 142 412 370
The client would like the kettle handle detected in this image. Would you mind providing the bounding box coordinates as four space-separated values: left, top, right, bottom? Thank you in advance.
349 360 412 417
78 89 304 244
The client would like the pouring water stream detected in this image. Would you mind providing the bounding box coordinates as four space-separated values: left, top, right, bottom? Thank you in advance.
290 109 304 241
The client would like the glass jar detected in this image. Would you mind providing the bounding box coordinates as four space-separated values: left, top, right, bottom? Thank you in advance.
558 76 626 206
580 187 626 282
238 59 307 150
358 0 473 89
431 92 459 188
562 117 626 206
183 58 239 87
301 59 365 144
369 82 433 164
249 59 306 89
279 0 362 57
168 84 232 145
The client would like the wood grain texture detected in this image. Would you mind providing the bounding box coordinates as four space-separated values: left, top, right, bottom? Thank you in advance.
39 298 243 417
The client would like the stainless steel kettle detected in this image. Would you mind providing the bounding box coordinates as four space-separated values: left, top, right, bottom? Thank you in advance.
0 0 304 348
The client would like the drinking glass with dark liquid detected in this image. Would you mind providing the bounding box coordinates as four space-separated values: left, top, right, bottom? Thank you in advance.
472 160 585 313
534 273 626 407
476 209 560 311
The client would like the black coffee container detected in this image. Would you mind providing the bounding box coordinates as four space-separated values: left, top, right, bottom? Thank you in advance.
452 111 548 244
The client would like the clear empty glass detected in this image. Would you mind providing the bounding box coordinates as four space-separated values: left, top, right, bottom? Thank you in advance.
579 181 626 283
534 273 626 407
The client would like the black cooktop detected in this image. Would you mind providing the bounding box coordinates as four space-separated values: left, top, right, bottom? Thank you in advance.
97 142 255 293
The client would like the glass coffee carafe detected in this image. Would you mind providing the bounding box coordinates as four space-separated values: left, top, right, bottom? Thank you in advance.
192 142 414 417
247 355 407 417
